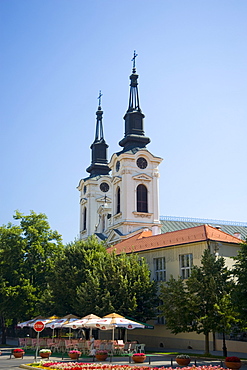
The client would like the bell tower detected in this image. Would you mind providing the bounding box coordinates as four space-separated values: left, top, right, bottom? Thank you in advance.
107 52 163 244
119 51 150 151
77 92 112 240
77 53 163 245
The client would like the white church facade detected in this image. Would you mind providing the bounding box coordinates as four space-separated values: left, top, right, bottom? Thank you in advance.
77 54 247 244
78 55 163 245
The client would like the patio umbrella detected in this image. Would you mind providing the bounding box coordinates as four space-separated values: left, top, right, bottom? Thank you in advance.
17 315 59 328
45 314 79 338
17 316 45 328
64 314 101 329
95 313 145 341
64 313 101 337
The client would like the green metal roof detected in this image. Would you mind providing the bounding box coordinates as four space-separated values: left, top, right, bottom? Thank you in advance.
160 216 247 241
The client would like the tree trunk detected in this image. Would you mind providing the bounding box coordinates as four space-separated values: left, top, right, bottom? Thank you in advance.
222 331 228 357
213 331 216 351
204 332 210 355
0 316 7 344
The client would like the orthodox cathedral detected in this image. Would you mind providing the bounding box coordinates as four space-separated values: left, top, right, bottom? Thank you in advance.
78 54 247 247
78 53 163 245
77 55 247 351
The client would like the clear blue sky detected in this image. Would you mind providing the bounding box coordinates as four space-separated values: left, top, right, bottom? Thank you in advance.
1 0 246 244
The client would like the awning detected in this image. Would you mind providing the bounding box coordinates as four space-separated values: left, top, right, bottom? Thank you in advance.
125 316 154 329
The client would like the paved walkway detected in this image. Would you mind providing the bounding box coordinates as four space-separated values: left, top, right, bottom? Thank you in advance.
0 346 246 370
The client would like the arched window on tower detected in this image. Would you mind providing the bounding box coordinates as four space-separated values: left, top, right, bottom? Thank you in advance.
102 215 105 232
116 187 120 214
137 184 148 213
83 207 87 230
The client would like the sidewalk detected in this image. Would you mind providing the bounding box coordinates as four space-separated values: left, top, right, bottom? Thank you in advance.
0 352 223 369
0 346 246 370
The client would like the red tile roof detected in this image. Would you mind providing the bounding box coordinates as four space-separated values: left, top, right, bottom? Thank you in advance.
107 225 241 255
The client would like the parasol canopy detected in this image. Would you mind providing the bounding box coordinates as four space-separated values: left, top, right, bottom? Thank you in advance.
64 314 101 329
17 315 59 328
45 314 79 329
94 313 145 341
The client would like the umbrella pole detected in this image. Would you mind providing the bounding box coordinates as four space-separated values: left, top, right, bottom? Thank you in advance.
112 326 114 341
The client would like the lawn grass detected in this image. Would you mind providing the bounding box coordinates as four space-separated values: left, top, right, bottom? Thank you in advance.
151 351 247 361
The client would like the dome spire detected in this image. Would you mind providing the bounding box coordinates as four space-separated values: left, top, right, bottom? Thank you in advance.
94 90 104 141
119 51 150 151
86 92 110 176
128 50 141 112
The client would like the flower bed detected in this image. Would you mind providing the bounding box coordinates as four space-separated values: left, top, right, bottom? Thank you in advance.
26 362 228 370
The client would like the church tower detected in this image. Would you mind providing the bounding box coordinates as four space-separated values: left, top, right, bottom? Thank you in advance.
107 52 163 244
78 53 162 244
77 93 112 240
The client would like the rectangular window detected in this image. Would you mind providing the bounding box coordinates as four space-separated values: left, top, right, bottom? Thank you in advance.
180 253 193 279
157 300 165 325
154 257 166 282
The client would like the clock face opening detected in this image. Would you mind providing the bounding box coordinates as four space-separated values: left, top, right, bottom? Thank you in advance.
100 182 109 193
137 157 148 169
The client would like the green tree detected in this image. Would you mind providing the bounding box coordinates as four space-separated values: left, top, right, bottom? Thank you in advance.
50 237 158 321
159 276 194 333
160 249 232 355
232 241 247 326
214 293 239 357
0 211 63 343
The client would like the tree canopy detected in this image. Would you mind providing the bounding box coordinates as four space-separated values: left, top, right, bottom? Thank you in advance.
0 211 63 342
159 249 237 355
49 237 158 321
232 241 247 326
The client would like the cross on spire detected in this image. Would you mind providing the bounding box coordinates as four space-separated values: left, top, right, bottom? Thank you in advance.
131 50 138 72
97 90 103 107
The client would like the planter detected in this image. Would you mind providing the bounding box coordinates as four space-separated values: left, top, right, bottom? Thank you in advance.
13 352 24 358
225 362 242 370
69 352 80 360
40 352 51 358
176 358 191 366
132 355 146 363
95 353 108 361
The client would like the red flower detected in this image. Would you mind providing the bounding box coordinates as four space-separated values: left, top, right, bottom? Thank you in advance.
132 353 145 356
226 357 241 362
13 348 24 353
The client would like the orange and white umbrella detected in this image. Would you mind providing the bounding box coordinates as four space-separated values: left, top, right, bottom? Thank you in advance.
64 314 101 329
94 313 145 341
